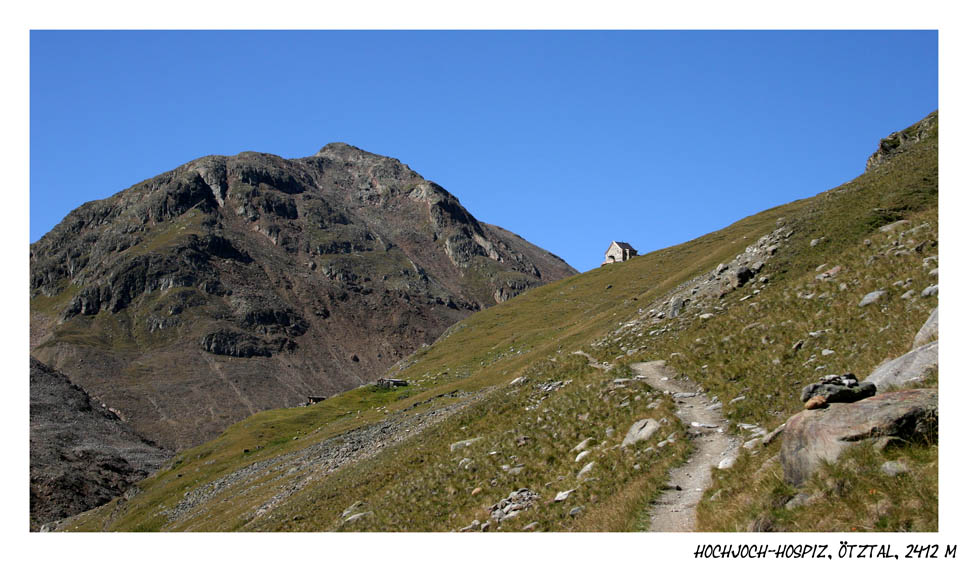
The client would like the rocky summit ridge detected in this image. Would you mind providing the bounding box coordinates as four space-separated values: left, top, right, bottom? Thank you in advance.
30 143 576 452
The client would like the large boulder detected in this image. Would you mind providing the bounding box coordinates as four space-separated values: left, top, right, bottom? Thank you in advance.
865 341 938 391
912 308 938 349
621 418 660 447
780 389 937 486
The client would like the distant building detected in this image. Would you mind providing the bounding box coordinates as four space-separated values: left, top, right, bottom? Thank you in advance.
602 241 637 266
375 378 408 389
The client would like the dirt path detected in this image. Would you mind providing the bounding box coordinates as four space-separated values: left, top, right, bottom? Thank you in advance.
571 350 614 372
629 360 738 532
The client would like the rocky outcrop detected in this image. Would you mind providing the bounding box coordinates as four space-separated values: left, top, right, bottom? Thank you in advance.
30 358 170 530
800 374 876 406
866 112 939 172
30 144 576 451
488 488 539 523
780 389 937 486
606 223 791 338
864 341 938 391
200 330 280 358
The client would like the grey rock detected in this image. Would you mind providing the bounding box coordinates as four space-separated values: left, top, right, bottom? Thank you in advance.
569 506 584 517
571 437 594 452
450 437 482 452
668 296 687 318
341 501 366 519
865 341 938 391
554 489 576 502
921 284 939 298
577 462 595 480
780 389 937 486
880 460 910 477
489 488 539 522
901 290 916 300
912 308 938 349
522 521 539 531
878 219 910 233
785 492 814 510
342 511 372 525
621 418 660 447
859 290 887 307
727 266 754 289
800 380 876 404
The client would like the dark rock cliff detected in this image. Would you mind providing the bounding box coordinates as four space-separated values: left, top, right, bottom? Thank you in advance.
30 357 170 529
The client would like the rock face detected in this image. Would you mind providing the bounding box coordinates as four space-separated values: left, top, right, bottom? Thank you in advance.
865 341 938 391
866 111 939 172
30 358 169 530
30 144 576 450
780 389 937 486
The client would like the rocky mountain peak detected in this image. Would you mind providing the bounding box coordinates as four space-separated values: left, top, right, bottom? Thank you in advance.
30 144 576 451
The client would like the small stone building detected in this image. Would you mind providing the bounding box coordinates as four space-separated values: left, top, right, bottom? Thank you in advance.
375 378 408 389
602 241 637 266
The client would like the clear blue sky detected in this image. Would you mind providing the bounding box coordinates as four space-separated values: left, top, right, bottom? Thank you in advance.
30 31 938 272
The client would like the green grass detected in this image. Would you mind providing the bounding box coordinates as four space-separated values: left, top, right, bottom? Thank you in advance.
60 112 938 532
697 438 937 532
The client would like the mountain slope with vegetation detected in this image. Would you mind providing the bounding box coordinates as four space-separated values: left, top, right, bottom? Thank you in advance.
29 143 575 453
54 111 938 532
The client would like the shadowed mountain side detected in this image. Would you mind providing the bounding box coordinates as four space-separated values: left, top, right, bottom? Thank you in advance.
30 358 170 530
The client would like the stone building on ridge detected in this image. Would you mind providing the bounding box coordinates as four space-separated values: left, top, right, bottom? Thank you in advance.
602 241 637 266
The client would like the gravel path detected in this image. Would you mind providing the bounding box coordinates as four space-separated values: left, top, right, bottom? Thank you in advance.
629 360 738 532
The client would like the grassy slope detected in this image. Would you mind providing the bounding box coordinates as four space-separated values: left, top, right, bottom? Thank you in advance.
62 113 937 532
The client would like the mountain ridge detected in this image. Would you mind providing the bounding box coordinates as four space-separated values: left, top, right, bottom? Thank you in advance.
30 143 576 453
